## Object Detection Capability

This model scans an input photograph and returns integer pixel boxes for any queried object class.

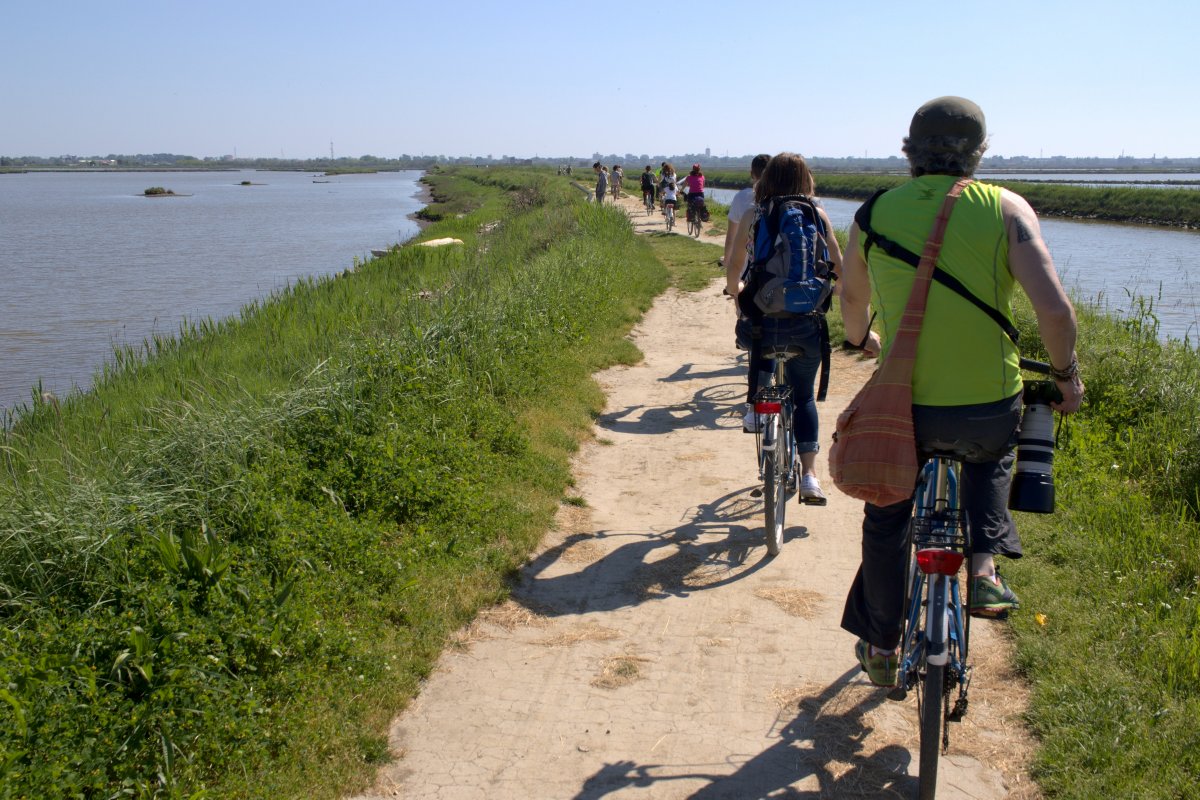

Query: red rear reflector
[916,549,964,576]
[755,401,782,415]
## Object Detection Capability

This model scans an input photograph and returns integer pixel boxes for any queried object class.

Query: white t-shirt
[660,175,679,201]
[728,187,755,225]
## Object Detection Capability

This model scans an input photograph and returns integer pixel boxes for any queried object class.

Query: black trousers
[840,394,1023,650]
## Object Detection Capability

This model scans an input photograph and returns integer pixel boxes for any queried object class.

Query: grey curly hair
[902,135,989,178]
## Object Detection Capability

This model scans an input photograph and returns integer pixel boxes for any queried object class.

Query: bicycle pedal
[948,697,969,721]
[969,608,1011,620]
[886,686,908,702]
[799,496,828,507]
[750,488,763,498]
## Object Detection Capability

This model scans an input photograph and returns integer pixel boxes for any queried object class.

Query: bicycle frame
[752,356,796,555]
[892,455,972,797]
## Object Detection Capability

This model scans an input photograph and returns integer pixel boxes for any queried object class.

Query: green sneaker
[970,571,1020,618]
[855,639,898,688]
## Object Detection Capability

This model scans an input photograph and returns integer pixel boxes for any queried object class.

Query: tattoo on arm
[1014,216,1037,244]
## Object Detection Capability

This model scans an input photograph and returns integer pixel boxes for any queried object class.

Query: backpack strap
[855,188,1020,344]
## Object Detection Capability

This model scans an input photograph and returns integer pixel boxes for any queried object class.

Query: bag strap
[887,179,973,365]
[855,188,1019,344]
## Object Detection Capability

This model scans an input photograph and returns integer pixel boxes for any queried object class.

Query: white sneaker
[742,404,762,434]
[800,475,827,506]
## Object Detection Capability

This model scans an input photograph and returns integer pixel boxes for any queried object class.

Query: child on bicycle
[659,163,680,218]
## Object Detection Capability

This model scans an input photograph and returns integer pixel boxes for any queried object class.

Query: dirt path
[351,192,1038,799]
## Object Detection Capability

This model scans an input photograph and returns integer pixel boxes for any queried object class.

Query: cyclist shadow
[512,487,807,617]
[598,380,748,435]
[572,667,915,799]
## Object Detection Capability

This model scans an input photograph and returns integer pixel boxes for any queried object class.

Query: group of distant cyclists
[592,160,709,224]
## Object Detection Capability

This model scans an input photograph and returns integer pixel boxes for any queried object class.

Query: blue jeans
[735,315,822,454]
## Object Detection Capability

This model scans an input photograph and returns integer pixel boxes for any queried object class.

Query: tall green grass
[1002,294,1200,798]
[0,168,668,798]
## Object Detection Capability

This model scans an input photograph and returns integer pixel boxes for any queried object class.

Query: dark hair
[902,136,988,177]
[750,153,770,180]
[754,152,814,203]
[592,161,601,169]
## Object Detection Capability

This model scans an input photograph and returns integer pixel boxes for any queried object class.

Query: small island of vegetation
[143,186,175,196]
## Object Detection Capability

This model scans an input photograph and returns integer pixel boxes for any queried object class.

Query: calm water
[707,187,1200,343]
[1,170,424,413]
[979,172,1200,189]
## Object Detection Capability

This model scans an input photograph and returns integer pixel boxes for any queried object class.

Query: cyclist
[681,163,708,224]
[640,165,656,210]
[724,152,842,505]
[837,97,1085,686]
[659,163,680,222]
[724,155,772,433]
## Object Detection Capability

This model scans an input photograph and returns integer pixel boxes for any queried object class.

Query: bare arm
[1002,189,1084,412]
[725,212,755,298]
[818,206,843,280]
[838,223,880,354]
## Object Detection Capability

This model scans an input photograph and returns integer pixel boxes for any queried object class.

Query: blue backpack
[744,195,833,317]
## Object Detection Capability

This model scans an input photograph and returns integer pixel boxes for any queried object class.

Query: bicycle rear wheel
[762,416,785,555]
[918,663,945,799]
[666,207,674,231]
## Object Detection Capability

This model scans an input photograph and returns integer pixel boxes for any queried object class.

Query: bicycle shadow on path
[597,379,746,435]
[571,667,914,799]
[512,486,811,617]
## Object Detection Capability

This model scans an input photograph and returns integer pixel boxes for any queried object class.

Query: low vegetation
[143,186,175,196]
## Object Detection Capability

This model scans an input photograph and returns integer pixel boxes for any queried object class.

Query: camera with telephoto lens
[1008,380,1063,514]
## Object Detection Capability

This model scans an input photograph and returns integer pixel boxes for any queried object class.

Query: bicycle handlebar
[1018,357,1052,375]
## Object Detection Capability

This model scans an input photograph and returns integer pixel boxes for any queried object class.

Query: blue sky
[5,0,1196,160]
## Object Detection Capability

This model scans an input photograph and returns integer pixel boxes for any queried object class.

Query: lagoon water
[0,170,424,414]
[707,187,1200,345]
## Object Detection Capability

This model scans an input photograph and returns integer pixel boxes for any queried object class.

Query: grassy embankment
[4,164,1198,798]
[0,167,716,798]
[706,170,1200,229]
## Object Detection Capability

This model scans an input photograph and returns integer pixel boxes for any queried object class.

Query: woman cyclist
[724,152,842,504]
[681,163,708,223]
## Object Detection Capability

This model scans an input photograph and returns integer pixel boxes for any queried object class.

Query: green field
[2,167,1197,798]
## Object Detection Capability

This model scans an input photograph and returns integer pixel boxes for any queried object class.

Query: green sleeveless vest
[862,175,1021,406]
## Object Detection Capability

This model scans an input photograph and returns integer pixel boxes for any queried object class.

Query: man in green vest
[838,96,1085,687]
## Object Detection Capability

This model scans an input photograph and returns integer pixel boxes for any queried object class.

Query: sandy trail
[351,191,1037,799]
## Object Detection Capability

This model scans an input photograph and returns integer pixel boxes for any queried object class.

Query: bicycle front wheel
[762,417,786,555]
[918,663,945,799]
